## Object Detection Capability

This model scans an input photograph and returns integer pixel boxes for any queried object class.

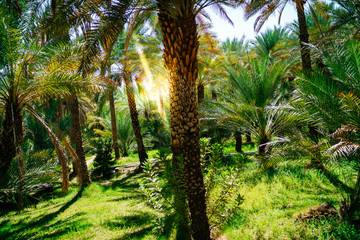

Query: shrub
[92,138,114,179]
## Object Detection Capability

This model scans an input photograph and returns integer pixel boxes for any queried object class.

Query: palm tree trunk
[211,90,217,100]
[123,74,148,166]
[235,134,243,152]
[158,4,211,240]
[198,82,204,103]
[295,0,312,73]
[0,93,24,175]
[30,109,70,195]
[245,132,252,143]
[69,94,91,186]
[295,0,320,155]
[258,137,269,155]
[109,89,120,159]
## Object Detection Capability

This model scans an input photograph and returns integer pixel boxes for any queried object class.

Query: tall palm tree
[30,0,94,186]
[243,0,324,73]
[243,0,327,147]
[76,0,149,167]
[156,1,238,239]
[0,22,93,193]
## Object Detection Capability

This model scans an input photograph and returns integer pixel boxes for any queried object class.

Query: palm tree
[243,0,328,147]
[295,40,360,221]
[328,0,360,38]
[210,57,301,155]
[156,1,239,239]
[219,36,250,67]
[243,0,324,73]
[251,26,291,61]
[196,30,223,102]
[0,20,94,193]
[78,1,150,167]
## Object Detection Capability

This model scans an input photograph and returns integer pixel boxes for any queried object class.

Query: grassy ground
[0,170,160,240]
[1,145,359,239]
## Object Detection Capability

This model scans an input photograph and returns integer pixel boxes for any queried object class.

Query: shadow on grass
[0,186,85,239]
[103,211,155,240]
[110,170,143,189]
[107,194,141,202]
[40,212,92,239]
[321,168,354,195]
[98,169,144,196]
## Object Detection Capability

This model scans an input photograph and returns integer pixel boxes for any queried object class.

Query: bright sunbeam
[134,37,167,119]
[134,38,154,92]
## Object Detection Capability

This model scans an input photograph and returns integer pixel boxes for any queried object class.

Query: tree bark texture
[295,1,322,159]
[158,3,211,240]
[295,0,312,73]
[69,94,91,186]
[0,90,24,175]
[123,74,148,166]
[109,89,120,159]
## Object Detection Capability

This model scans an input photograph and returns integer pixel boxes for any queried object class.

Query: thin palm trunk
[295,0,312,73]
[295,0,320,157]
[69,94,91,186]
[259,137,269,155]
[158,4,210,239]
[235,134,243,152]
[30,109,70,195]
[0,91,24,175]
[198,82,204,103]
[109,89,120,159]
[211,90,217,100]
[123,74,148,166]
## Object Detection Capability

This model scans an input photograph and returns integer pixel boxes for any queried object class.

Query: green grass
[0,171,160,240]
[223,138,257,154]
[114,149,160,166]
[1,145,359,239]
[223,162,359,239]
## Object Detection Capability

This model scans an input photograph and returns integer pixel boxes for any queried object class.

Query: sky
[207,4,298,42]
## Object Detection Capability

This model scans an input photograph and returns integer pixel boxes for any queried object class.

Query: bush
[92,138,114,179]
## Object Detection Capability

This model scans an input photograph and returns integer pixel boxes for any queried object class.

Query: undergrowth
[1,140,359,239]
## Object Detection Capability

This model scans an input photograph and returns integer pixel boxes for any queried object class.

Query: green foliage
[117,110,135,157]
[200,139,245,230]
[305,218,360,240]
[206,56,302,155]
[24,100,72,151]
[0,148,59,211]
[296,40,360,221]
[137,150,190,238]
[143,113,170,148]
[91,137,114,179]
[1,155,358,239]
